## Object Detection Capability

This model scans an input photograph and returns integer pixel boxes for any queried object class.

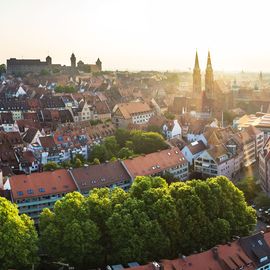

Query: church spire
[193,50,201,94]
[206,50,212,68]
[205,50,214,97]
[195,50,200,69]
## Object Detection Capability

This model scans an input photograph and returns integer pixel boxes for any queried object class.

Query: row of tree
[39,176,256,269]
[43,154,86,171]
[90,129,168,163]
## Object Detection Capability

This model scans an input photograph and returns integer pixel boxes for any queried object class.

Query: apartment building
[123,147,189,181]
[8,169,77,221]
[259,138,270,193]
[112,101,155,128]
[194,145,235,179]
[70,161,132,196]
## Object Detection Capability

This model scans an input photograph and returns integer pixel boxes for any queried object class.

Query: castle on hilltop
[6,53,102,75]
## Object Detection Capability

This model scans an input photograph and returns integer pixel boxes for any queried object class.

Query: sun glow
[1,0,270,71]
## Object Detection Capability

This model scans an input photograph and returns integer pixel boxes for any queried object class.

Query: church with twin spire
[193,50,214,97]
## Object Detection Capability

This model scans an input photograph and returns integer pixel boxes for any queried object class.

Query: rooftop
[9,169,77,200]
[123,147,187,178]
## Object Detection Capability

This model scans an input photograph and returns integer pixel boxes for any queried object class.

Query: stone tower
[46,55,52,65]
[193,50,201,94]
[205,51,214,97]
[96,58,102,71]
[70,53,76,68]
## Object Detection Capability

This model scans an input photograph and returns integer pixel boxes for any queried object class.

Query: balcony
[17,196,61,207]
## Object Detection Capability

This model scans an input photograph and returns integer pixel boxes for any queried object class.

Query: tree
[90,144,109,162]
[0,64,6,75]
[236,177,261,203]
[254,192,270,209]
[74,153,85,164]
[0,197,38,270]
[40,176,256,267]
[40,69,50,76]
[115,128,131,147]
[104,136,120,158]
[74,158,83,168]
[61,160,72,168]
[164,111,175,120]
[93,158,100,165]
[117,147,134,159]
[130,130,168,154]
[125,140,135,151]
[43,161,60,171]
[40,192,103,268]
[146,125,163,134]
[55,85,76,93]
[90,119,102,126]
[162,171,178,184]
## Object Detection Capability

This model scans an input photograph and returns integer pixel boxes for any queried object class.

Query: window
[27,189,34,195]
[39,188,45,193]
[17,191,23,196]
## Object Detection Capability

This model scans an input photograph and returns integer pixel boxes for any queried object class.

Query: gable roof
[39,136,56,148]
[206,144,230,164]
[114,102,152,119]
[186,140,206,155]
[9,169,77,200]
[240,232,270,267]
[23,128,39,144]
[128,235,255,270]
[123,147,187,178]
[70,161,131,192]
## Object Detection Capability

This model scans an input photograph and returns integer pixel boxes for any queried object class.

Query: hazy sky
[1,0,270,71]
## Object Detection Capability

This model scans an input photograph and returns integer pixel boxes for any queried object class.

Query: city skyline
[2,0,270,72]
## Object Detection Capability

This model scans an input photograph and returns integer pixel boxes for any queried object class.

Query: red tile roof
[70,161,131,192]
[39,136,56,148]
[9,169,77,200]
[127,235,257,270]
[123,147,187,178]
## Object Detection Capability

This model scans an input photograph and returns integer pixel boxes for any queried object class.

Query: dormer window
[39,188,45,193]
[27,189,34,195]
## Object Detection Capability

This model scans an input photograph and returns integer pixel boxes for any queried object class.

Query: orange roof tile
[9,169,77,200]
[123,147,187,178]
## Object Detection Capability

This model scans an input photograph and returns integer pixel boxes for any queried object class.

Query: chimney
[212,247,219,260]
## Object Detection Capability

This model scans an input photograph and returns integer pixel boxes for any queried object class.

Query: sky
[1,0,270,72]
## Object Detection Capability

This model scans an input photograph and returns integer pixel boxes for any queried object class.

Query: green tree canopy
[0,64,6,75]
[236,177,261,203]
[117,147,134,159]
[40,192,102,268]
[130,130,168,154]
[43,161,60,171]
[40,176,256,268]
[104,136,120,158]
[254,192,270,209]
[115,128,131,147]
[90,144,109,162]
[55,85,76,93]
[0,197,38,270]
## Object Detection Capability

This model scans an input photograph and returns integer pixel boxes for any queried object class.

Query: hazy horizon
[2,0,270,72]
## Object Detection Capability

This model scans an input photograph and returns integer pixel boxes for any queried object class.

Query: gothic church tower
[205,51,214,96]
[193,50,201,94]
